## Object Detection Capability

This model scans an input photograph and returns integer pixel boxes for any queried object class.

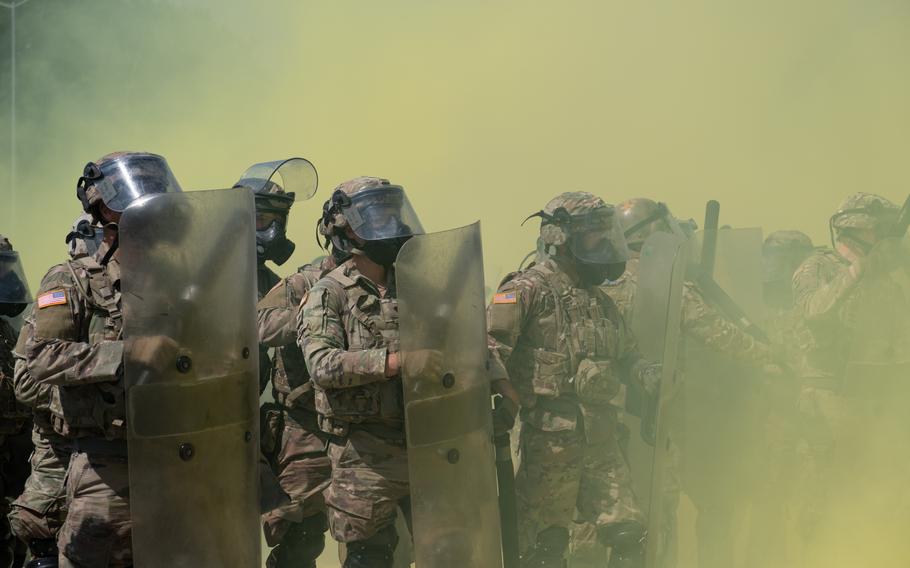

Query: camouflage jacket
[0,318,30,438]
[487,258,652,441]
[603,257,772,369]
[297,260,401,437]
[15,255,125,440]
[258,262,330,414]
[793,247,910,379]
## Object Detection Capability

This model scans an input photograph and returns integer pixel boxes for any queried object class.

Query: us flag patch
[37,290,67,309]
[493,292,517,304]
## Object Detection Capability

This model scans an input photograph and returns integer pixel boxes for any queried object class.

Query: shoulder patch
[37,289,67,309]
[493,292,518,304]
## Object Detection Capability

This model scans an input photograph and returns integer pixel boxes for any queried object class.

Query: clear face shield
[566,207,631,265]
[85,154,183,213]
[340,185,426,242]
[0,251,33,308]
[235,157,318,208]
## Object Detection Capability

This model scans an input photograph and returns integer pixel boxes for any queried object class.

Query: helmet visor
[235,157,318,206]
[94,154,182,212]
[0,251,32,304]
[345,186,425,241]
[567,207,630,264]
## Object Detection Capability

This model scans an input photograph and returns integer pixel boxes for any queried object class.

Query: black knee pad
[599,522,645,567]
[267,514,328,568]
[25,558,59,568]
[344,525,398,568]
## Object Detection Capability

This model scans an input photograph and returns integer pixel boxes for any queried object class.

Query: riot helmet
[320,176,424,267]
[65,213,103,260]
[616,198,685,252]
[829,192,899,252]
[76,152,182,223]
[526,192,630,285]
[234,157,318,266]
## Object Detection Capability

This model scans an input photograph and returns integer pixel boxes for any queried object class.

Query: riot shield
[680,226,764,568]
[119,189,260,567]
[396,222,504,567]
[0,250,32,305]
[627,232,688,568]
[234,157,318,199]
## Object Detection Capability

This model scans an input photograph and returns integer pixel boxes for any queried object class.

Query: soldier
[258,237,347,568]
[9,215,100,568]
[487,192,658,568]
[15,152,182,566]
[297,176,433,568]
[575,198,775,568]
[792,193,910,551]
[0,236,33,567]
[743,230,813,568]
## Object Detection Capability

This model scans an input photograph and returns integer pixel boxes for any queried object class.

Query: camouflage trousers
[58,450,131,568]
[516,422,644,557]
[8,427,71,547]
[261,410,332,546]
[325,427,410,544]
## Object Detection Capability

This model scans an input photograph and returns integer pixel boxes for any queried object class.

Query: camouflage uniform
[18,252,130,567]
[298,259,406,545]
[489,192,653,567]
[9,216,96,562]
[259,261,334,567]
[792,193,910,551]
[298,176,427,568]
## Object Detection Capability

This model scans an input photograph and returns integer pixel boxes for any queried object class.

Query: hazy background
[2,0,909,289]
[2,1,910,567]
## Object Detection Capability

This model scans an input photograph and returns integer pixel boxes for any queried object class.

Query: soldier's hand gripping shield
[396,222,504,567]
[119,189,260,567]
[630,232,688,568]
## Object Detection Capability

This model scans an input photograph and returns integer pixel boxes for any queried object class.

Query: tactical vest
[507,262,628,433]
[50,257,126,440]
[313,267,402,437]
[270,265,324,414]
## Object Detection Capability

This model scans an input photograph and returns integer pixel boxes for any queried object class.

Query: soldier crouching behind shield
[297,177,434,568]
[487,192,659,568]
[15,152,182,567]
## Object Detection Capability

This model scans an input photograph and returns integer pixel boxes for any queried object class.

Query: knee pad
[599,522,645,567]
[26,558,58,568]
[267,514,328,568]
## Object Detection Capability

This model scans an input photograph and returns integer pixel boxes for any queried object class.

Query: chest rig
[52,257,126,440]
[271,266,324,413]
[515,262,624,402]
[314,266,402,437]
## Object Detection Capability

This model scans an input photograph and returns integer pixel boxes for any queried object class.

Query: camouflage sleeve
[793,254,857,324]
[486,275,540,375]
[604,292,657,389]
[297,280,388,389]
[681,283,771,367]
[21,264,122,386]
[257,278,296,347]
[10,314,49,409]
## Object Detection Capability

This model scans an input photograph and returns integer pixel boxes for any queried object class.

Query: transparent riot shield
[0,251,32,305]
[680,227,764,568]
[628,232,688,568]
[235,157,318,199]
[119,189,260,567]
[396,222,504,567]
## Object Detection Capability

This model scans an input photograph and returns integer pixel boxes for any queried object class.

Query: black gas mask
[256,216,295,266]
